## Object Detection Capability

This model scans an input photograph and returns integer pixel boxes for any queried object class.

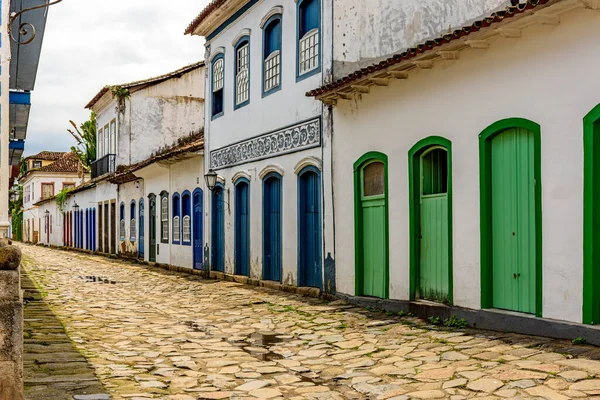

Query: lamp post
[204,169,218,192]
[204,169,229,212]
[73,202,79,213]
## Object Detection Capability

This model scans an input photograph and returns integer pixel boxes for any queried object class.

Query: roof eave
[309,0,590,103]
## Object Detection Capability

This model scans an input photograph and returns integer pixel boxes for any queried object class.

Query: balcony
[91,154,116,179]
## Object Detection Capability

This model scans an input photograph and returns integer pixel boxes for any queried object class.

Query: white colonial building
[186,0,335,291]
[308,0,600,327]
[37,62,207,270]
[20,151,88,244]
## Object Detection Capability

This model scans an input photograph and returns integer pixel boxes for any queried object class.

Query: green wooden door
[419,147,449,302]
[360,161,387,298]
[491,128,536,314]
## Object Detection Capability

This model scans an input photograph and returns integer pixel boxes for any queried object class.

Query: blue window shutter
[300,0,319,37]
[265,18,282,57]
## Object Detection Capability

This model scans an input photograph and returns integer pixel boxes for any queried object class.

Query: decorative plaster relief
[210,117,321,170]
[294,156,322,174]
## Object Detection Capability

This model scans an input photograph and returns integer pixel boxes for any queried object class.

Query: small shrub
[572,337,587,345]
[428,316,442,325]
[443,315,468,329]
[398,311,406,317]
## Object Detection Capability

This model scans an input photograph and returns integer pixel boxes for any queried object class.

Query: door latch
[513,273,521,279]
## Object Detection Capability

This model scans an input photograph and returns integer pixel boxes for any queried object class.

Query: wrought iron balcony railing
[91,154,116,179]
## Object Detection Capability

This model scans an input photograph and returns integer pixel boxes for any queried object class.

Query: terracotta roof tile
[85,61,205,109]
[26,151,66,161]
[184,0,229,35]
[307,0,552,98]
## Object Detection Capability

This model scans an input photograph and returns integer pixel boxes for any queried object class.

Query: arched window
[172,193,181,244]
[263,15,282,94]
[119,202,125,241]
[130,201,136,241]
[182,191,191,245]
[160,191,169,243]
[212,55,225,118]
[234,37,250,108]
[298,0,320,77]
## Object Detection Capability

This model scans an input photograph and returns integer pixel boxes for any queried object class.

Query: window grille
[120,219,125,240]
[213,59,224,92]
[183,216,191,242]
[161,197,168,242]
[264,50,281,92]
[130,219,136,241]
[236,44,249,105]
[173,216,180,242]
[299,28,319,75]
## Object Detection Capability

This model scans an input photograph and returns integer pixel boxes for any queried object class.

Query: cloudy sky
[24,0,210,156]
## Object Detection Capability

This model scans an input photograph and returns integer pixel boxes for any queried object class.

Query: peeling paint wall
[333,0,509,78]
[119,68,205,167]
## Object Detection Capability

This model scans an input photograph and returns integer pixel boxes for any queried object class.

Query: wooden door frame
[353,151,389,299]
[297,165,322,289]
[212,183,225,272]
[139,198,145,259]
[583,104,600,324]
[192,188,204,270]
[408,136,453,304]
[479,118,542,317]
[234,178,250,276]
[262,173,282,282]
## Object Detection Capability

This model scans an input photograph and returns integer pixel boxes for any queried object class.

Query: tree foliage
[68,112,97,171]
[9,185,23,241]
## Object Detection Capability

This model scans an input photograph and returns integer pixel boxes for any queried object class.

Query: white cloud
[24,0,209,156]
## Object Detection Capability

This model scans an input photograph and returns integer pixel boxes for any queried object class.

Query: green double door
[360,161,387,298]
[418,148,450,302]
[491,128,536,314]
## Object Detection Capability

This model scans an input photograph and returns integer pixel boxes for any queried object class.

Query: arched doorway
[480,118,542,316]
[354,152,389,299]
[298,166,322,288]
[409,137,452,304]
[263,173,282,282]
[211,183,225,272]
[234,179,250,276]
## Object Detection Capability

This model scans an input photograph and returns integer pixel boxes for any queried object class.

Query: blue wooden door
[139,199,145,259]
[235,180,250,276]
[263,174,282,282]
[149,195,156,262]
[212,186,225,272]
[298,168,322,288]
[193,189,203,270]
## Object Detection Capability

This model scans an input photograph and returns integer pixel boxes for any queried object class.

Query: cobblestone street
[19,244,600,400]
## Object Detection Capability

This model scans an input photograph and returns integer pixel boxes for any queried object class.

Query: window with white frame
[161,194,169,243]
[235,41,249,106]
[130,201,136,241]
[110,120,116,154]
[182,193,191,244]
[212,57,224,117]
[119,202,125,240]
[98,129,103,157]
[104,124,109,155]
[263,16,282,93]
[298,0,320,76]
[183,216,191,242]
[172,194,180,244]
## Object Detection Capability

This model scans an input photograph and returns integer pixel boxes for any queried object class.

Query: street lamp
[73,202,79,213]
[44,210,49,216]
[204,169,218,192]
[204,170,229,213]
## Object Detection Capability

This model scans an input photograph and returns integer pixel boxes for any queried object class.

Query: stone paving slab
[18,243,600,399]
[22,266,109,400]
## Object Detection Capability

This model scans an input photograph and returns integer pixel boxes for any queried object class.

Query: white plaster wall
[135,156,204,267]
[333,0,508,77]
[332,8,600,323]
[206,0,324,150]
[207,148,321,284]
[117,180,144,257]
[169,155,205,269]
[137,164,171,264]
[21,173,86,209]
